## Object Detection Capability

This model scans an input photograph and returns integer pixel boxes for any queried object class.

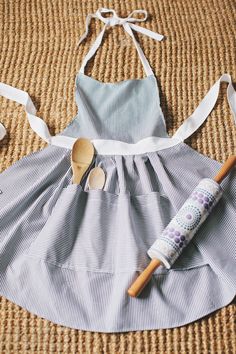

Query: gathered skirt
[0,140,235,332]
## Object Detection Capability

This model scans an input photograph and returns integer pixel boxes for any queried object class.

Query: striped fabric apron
[0,8,235,332]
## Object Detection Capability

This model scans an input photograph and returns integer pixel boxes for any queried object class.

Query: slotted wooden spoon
[88,167,106,190]
[71,138,94,184]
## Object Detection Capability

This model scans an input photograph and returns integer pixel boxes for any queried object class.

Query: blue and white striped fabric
[0,120,235,332]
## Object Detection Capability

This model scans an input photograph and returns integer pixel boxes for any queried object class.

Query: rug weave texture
[0,0,235,353]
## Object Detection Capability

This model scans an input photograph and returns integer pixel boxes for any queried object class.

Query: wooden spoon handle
[71,163,90,185]
[127,259,162,297]
[214,155,236,184]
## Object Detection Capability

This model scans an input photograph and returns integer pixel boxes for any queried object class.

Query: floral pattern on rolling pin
[147,178,223,269]
[176,205,202,230]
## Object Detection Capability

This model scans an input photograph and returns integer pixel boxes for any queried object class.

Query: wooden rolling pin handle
[127,259,162,297]
[214,155,236,184]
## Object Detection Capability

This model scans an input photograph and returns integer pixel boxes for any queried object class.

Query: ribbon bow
[77,8,164,76]
[78,8,164,46]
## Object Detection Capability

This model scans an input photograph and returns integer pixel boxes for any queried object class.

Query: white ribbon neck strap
[78,8,164,77]
[173,74,236,141]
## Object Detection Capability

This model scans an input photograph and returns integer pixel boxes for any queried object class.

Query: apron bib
[0,8,235,332]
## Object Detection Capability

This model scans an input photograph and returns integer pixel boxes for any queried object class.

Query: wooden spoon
[88,167,106,190]
[71,138,94,184]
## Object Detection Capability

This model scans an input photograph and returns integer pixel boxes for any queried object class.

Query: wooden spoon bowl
[88,167,106,190]
[71,138,94,184]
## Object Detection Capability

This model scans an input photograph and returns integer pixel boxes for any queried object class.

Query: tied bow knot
[78,8,164,46]
[95,9,148,26]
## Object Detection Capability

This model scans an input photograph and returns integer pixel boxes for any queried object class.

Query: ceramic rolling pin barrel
[128,155,236,297]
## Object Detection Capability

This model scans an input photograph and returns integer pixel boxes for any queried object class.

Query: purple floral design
[163,227,187,248]
[176,205,202,231]
[190,187,215,210]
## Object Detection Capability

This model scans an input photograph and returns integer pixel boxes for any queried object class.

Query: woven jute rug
[0,0,235,353]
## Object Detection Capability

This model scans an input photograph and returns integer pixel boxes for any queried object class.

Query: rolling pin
[128,155,236,297]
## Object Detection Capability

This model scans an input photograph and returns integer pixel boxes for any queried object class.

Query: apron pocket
[25,184,207,274]
[112,192,206,273]
[25,184,116,272]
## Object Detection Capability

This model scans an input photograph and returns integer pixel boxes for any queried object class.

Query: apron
[0,8,235,333]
